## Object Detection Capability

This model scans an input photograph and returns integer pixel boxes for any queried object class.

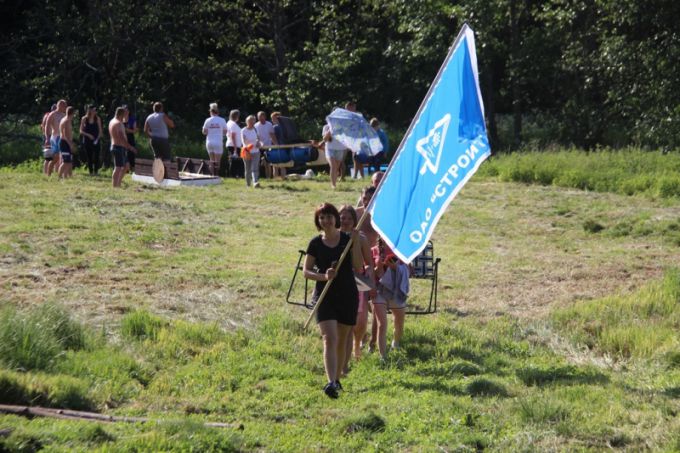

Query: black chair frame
[286,250,315,310]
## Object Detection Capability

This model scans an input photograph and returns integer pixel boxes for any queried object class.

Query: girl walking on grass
[304,203,363,398]
[338,205,375,372]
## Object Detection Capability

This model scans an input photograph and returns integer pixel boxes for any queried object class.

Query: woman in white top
[241,115,261,187]
[322,122,347,189]
[202,103,228,171]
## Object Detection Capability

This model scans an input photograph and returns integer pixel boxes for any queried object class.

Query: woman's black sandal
[323,382,338,399]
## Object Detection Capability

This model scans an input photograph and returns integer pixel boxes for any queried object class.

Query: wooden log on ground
[0,404,243,430]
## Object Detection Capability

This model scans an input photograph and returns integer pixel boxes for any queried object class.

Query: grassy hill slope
[1,160,679,451]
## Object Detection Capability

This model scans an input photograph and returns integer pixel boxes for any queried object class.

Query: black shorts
[127,150,136,168]
[315,287,359,326]
[126,133,136,147]
[111,145,127,167]
[59,141,72,163]
[150,137,171,160]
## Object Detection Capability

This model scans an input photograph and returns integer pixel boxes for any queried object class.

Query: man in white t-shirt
[255,111,281,178]
[226,109,243,178]
[202,103,228,175]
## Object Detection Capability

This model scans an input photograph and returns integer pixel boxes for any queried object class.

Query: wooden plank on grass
[0,404,243,430]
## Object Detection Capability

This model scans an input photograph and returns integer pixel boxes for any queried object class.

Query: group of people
[40,99,166,187]
[201,100,389,190]
[40,99,389,190]
[41,100,77,179]
[304,172,409,399]
[201,106,285,188]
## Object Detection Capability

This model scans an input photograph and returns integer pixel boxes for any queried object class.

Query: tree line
[2,0,679,151]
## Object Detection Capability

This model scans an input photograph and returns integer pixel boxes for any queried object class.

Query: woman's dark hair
[314,202,341,230]
[362,186,376,197]
[339,204,358,228]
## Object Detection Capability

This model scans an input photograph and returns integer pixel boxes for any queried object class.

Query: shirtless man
[41,104,56,175]
[58,107,76,178]
[109,107,136,188]
[45,99,67,175]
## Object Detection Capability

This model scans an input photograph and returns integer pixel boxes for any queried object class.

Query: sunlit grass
[479,149,680,197]
[1,152,680,450]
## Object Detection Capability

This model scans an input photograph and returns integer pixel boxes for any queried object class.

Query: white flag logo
[417,114,451,175]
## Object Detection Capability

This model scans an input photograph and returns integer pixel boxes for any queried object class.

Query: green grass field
[1,153,679,451]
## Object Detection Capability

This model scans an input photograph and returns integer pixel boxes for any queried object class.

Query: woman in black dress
[79,105,102,175]
[304,203,363,398]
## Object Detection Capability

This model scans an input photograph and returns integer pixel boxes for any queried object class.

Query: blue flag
[326,108,383,156]
[369,24,491,263]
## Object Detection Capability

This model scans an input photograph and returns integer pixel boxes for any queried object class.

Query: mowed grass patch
[2,158,680,327]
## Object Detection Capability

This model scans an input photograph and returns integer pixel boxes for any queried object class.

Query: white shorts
[206,141,224,154]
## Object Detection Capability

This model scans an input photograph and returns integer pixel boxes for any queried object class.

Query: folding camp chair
[404,241,441,315]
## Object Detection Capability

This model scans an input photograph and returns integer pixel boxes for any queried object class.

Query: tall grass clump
[120,310,167,341]
[0,303,87,371]
[552,269,680,359]
[479,149,680,197]
[0,369,93,410]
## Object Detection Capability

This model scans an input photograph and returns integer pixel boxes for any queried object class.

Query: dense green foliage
[3,0,680,152]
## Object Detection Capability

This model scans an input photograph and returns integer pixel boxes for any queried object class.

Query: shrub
[583,219,605,233]
[656,175,680,198]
